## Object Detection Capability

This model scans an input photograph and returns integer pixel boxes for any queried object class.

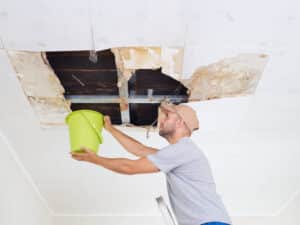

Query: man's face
[158,108,180,138]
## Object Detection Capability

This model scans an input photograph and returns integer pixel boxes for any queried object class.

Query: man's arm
[104,116,157,157]
[71,148,160,175]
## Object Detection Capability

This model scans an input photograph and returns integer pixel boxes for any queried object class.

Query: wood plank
[56,70,119,95]
[46,49,113,57]
[46,50,116,69]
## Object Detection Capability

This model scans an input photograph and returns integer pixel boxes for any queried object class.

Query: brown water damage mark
[112,48,268,102]
[111,47,184,84]
[111,48,135,84]
[7,51,71,127]
[7,49,268,127]
[28,96,71,125]
[183,53,268,101]
[120,97,129,111]
[112,48,268,101]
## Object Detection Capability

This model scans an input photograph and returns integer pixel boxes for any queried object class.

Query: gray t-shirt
[147,137,231,225]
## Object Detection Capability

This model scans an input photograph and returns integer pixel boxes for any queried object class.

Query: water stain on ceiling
[6,48,268,128]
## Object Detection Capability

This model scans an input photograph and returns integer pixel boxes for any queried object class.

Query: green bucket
[65,110,104,153]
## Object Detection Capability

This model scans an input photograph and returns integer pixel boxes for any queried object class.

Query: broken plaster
[7,48,268,128]
[112,48,268,102]
[7,50,71,127]
[184,53,269,101]
[111,47,184,83]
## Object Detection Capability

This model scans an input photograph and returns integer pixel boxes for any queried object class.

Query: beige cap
[159,102,199,132]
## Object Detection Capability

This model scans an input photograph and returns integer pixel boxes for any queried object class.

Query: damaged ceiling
[1,0,300,223]
[7,51,70,126]
[46,49,188,126]
[7,48,268,127]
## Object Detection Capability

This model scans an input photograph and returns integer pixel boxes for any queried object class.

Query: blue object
[202,222,231,225]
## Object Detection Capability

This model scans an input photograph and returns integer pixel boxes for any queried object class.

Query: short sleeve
[147,141,193,173]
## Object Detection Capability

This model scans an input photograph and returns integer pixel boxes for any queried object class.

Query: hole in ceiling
[46,49,188,126]
[7,49,268,127]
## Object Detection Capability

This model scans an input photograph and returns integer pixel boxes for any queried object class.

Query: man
[71,102,231,225]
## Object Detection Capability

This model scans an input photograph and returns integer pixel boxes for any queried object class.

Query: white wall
[52,193,300,225]
[232,192,300,225]
[53,215,164,225]
[0,131,53,225]
[52,192,300,225]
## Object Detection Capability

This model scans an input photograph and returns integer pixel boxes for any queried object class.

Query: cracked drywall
[7,51,71,127]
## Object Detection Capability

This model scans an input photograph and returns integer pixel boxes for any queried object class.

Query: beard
[159,126,175,138]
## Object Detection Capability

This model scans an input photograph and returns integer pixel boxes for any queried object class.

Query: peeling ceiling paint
[7,49,267,127]
[185,54,269,101]
[111,47,184,82]
[7,51,71,127]
[112,48,268,101]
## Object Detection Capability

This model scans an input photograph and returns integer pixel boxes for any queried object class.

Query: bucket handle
[79,112,103,144]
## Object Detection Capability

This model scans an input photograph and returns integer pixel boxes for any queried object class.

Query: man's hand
[71,147,99,163]
[104,115,114,132]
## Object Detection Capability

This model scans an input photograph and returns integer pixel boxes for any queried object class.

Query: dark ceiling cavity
[46,49,188,126]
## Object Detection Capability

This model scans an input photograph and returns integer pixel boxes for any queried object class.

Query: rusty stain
[120,97,129,111]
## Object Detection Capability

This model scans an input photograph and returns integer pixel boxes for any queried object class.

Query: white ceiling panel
[91,0,185,50]
[0,0,91,51]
